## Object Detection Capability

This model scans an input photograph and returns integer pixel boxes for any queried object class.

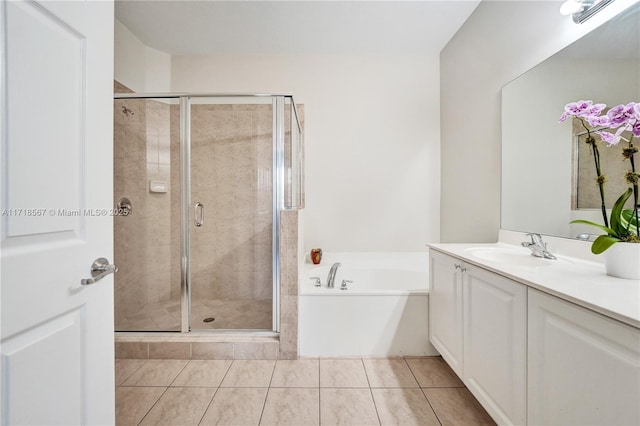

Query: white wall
[171,54,441,252]
[440,0,638,243]
[114,19,171,92]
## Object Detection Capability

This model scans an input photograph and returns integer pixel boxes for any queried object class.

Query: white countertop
[428,232,640,330]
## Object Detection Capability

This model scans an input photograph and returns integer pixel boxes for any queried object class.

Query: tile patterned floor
[116,298,273,331]
[115,356,495,425]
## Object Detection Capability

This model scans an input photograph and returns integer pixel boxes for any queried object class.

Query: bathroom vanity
[428,232,640,426]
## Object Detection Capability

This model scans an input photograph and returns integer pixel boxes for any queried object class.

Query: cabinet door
[429,250,464,376]
[528,289,640,426]
[463,265,527,425]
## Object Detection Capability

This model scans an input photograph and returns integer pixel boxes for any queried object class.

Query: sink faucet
[327,262,342,288]
[576,233,596,242]
[521,233,557,260]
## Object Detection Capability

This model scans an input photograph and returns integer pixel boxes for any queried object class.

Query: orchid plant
[559,100,639,254]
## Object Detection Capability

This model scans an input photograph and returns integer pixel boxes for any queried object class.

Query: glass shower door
[188,98,275,330]
[113,97,182,331]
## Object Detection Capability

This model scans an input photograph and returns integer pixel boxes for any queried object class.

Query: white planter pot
[605,243,640,280]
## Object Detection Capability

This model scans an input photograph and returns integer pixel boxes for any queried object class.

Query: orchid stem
[581,119,609,228]
[628,137,639,237]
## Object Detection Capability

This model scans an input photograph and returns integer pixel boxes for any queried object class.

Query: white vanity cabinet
[463,265,527,426]
[429,250,527,425]
[429,239,640,426]
[528,289,640,426]
[429,250,464,376]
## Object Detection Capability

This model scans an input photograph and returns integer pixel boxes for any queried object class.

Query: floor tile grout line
[119,384,192,388]
[318,358,322,426]
[403,356,423,387]
[167,359,191,387]
[361,358,383,426]
[120,358,186,387]
[257,387,270,425]
[115,358,149,387]
[135,385,171,426]
[361,358,372,388]
[420,387,444,426]
[318,383,322,426]
[196,386,220,426]
[420,385,467,388]
[321,386,379,389]
[215,359,235,388]
[404,356,444,426]
[402,357,442,425]
[257,359,277,426]
[267,359,277,388]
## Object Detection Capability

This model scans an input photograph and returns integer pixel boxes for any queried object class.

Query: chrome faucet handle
[522,233,557,260]
[340,280,352,290]
[309,277,321,287]
[525,233,546,248]
[522,232,547,250]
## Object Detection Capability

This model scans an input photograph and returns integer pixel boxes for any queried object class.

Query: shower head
[121,106,135,116]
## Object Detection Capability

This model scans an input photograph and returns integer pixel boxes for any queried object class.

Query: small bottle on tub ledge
[310,248,322,265]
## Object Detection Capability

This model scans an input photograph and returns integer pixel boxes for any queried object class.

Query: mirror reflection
[574,121,635,211]
[501,4,640,239]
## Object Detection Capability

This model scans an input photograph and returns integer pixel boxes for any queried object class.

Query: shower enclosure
[113,93,303,333]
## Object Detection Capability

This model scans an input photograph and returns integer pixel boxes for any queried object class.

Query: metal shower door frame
[113,92,292,334]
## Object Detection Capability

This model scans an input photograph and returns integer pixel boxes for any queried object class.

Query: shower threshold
[114,331,281,360]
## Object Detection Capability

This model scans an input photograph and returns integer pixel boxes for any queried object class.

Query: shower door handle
[194,202,204,227]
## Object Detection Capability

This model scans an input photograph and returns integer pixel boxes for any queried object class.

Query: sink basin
[464,246,556,267]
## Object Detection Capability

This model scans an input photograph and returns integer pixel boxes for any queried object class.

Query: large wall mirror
[501,3,640,239]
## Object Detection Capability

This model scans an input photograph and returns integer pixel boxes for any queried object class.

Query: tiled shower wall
[114,83,177,326]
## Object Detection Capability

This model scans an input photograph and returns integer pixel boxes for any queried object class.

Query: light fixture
[560,0,616,23]
[560,0,584,15]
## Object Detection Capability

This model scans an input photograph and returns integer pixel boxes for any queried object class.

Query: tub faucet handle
[340,280,352,290]
[310,277,321,287]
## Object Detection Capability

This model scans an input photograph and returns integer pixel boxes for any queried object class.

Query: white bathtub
[299,252,439,357]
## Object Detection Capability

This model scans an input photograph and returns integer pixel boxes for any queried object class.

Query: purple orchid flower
[597,126,627,146]
[607,102,636,128]
[559,100,606,123]
[586,114,610,127]
[584,103,607,117]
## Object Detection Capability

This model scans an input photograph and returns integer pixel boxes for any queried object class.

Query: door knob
[81,257,118,285]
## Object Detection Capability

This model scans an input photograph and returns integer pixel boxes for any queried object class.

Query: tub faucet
[521,233,557,260]
[327,262,342,288]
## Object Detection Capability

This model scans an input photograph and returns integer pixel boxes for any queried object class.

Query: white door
[1,1,114,424]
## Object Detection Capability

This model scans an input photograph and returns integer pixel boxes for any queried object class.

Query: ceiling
[114,0,482,55]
